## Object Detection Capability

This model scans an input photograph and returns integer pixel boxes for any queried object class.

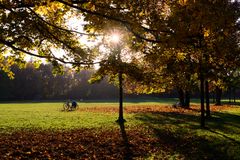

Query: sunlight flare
[110,32,121,44]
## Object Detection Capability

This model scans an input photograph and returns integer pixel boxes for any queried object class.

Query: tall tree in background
[0,62,119,100]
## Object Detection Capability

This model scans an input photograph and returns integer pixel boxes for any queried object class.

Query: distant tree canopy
[0,62,118,100]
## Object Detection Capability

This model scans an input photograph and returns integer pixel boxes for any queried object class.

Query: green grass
[0,101,150,132]
[0,102,116,132]
[0,99,179,132]
[0,100,239,132]
[0,100,240,159]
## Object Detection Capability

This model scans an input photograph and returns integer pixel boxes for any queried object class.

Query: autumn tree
[159,0,240,126]
[0,0,96,78]
[88,29,144,123]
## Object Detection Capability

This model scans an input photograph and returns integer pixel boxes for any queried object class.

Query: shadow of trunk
[207,129,240,145]
[118,122,133,159]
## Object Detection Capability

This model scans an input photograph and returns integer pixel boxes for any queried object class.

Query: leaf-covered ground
[0,128,162,159]
[1,125,239,159]
[78,104,234,114]
[0,104,240,159]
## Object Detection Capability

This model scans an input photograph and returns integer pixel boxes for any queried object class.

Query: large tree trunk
[233,88,236,103]
[184,90,190,108]
[228,87,232,103]
[177,88,185,107]
[184,73,191,108]
[205,80,210,118]
[212,93,216,103]
[215,86,222,106]
[200,72,205,128]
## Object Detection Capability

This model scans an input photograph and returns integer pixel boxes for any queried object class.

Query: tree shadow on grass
[134,111,240,160]
[135,111,201,129]
[207,129,240,144]
[118,122,133,160]
[222,101,240,106]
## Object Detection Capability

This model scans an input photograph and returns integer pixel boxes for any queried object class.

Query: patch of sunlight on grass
[0,102,143,133]
[0,103,111,132]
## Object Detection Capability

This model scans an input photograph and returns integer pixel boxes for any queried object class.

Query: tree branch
[0,39,98,66]
[27,7,101,37]
[56,0,171,43]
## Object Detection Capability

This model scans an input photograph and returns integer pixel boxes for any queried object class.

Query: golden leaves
[179,0,188,6]
[83,2,96,11]
[35,2,64,15]
[204,28,210,38]
[0,56,16,79]
[0,128,158,159]
[176,52,186,61]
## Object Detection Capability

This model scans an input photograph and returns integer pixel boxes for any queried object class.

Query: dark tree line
[0,62,118,101]
[1,62,240,103]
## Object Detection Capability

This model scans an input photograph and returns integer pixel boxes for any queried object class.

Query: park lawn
[0,100,177,132]
[0,101,239,159]
[0,102,121,131]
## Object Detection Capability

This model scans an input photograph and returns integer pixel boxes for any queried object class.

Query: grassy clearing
[0,101,240,159]
[0,99,180,132]
[0,102,118,132]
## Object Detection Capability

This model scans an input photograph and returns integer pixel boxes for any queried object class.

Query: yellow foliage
[0,54,4,62]
[7,71,14,79]
[90,4,96,11]
[179,0,187,5]
[204,28,210,38]
[35,2,64,15]
[177,52,186,61]
[139,11,145,17]
[7,57,15,66]
[35,6,47,15]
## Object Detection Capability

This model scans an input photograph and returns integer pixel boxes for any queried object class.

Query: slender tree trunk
[184,91,190,108]
[212,93,216,103]
[117,71,125,123]
[228,87,232,104]
[116,45,125,123]
[184,73,191,108]
[233,88,236,103]
[215,86,222,106]
[200,71,205,128]
[205,80,210,118]
[177,88,185,107]
[198,35,206,128]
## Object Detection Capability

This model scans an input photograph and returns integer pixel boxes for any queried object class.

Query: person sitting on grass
[71,100,77,109]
